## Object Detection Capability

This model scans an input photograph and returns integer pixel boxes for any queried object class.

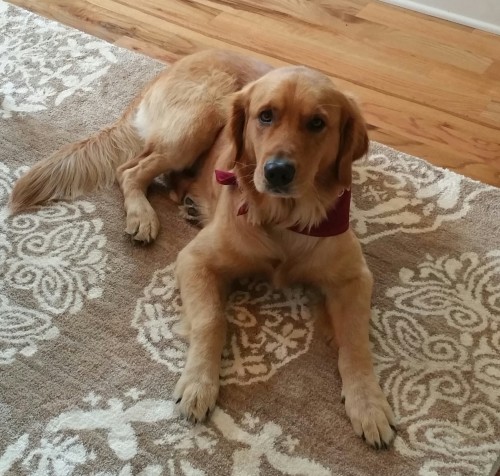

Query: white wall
[379,0,500,35]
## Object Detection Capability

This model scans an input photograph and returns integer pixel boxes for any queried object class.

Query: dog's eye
[259,109,273,125]
[308,116,326,132]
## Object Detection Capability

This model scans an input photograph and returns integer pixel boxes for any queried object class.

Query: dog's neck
[214,169,351,237]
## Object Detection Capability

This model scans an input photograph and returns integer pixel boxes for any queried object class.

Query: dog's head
[230,66,368,228]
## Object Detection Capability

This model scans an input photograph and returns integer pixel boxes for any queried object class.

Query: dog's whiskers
[238,171,255,181]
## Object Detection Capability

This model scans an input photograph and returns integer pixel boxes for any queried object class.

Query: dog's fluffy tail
[9,116,143,213]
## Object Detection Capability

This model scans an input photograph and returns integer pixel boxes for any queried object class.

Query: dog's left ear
[334,95,369,187]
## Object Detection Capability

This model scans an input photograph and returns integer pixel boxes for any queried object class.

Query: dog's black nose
[264,158,295,189]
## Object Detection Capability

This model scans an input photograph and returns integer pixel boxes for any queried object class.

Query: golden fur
[10,49,395,448]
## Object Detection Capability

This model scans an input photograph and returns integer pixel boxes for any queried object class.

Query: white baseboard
[379,0,500,35]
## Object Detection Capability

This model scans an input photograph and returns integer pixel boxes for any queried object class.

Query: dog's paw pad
[179,195,202,224]
[183,196,196,207]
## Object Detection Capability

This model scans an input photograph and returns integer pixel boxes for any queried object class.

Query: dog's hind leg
[117,148,167,243]
[114,52,252,243]
[116,105,224,243]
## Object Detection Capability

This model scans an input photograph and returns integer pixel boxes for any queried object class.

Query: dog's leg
[117,149,167,243]
[173,226,264,421]
[116,121,222,243]
[323,271,396,449]
[173,232,229,421]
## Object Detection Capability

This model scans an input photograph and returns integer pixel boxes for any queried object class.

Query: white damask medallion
[0,390,331,475]
[371,251,500,476]
[133,263,315,385]
[0,162,108,364]
[0,294,59,364]
[0,2,117,118]
[352,152,485,243]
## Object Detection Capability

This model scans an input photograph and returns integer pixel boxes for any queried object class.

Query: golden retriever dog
[10,50,396,448]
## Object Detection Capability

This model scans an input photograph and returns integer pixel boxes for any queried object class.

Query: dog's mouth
[263,185,297,198]
[253,176,298,198]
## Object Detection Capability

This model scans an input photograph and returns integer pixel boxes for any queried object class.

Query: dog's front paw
[125,202,160,243]
[174,373,219,423]
[342,380,396,449]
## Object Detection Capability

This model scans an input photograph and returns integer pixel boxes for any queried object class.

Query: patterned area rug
[1,3,500,475]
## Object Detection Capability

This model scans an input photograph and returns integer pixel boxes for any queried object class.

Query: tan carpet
[1,2,500,475]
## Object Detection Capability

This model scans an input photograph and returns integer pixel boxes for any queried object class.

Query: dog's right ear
[229,88,250,161]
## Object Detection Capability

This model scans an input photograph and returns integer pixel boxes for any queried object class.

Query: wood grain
[8,0,500,186]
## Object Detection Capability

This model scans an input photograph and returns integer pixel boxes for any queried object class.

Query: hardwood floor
[9,0,500,186]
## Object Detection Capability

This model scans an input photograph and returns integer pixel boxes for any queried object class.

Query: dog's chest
[264,229,320,287]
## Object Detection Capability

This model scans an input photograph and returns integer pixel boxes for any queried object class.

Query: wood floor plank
[203,0,493,75]
[7,0,500,186]
[357,2,500,61]
[109,0,498,128]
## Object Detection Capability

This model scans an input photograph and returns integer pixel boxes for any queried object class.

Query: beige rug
[1,3,500,475]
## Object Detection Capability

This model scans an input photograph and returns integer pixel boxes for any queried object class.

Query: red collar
[215,170,350,237]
